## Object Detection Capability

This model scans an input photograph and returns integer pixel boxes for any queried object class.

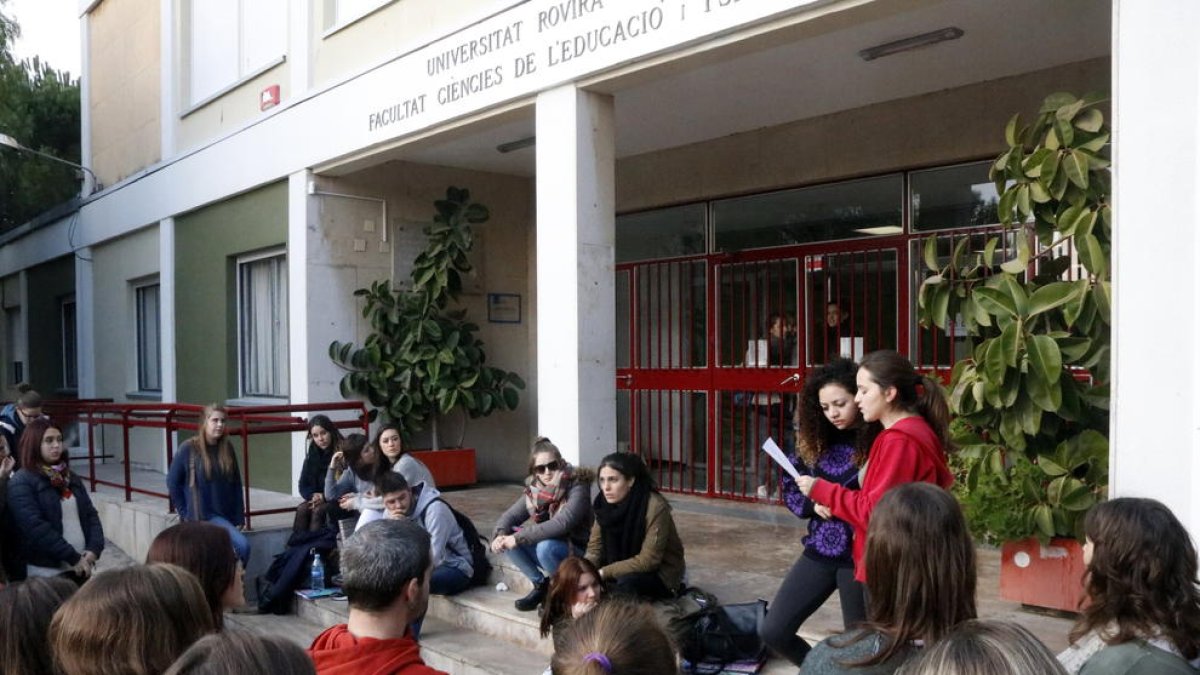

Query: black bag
[417,497,493,587]
[677,599,768,667]
[256,527,338,614]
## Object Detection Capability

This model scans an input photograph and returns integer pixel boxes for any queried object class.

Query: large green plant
[329,187,524,446]
[919,93,1111,544]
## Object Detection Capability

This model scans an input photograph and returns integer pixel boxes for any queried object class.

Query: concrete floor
[85,461,1076,654]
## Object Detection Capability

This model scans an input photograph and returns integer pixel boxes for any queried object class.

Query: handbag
[676,598,767,667]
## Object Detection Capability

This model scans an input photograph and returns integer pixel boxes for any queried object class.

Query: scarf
[524,463,573,523]
[592,481,651,567]
[41,462,73,500]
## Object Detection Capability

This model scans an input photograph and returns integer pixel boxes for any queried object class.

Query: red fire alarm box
[260,84,280,111]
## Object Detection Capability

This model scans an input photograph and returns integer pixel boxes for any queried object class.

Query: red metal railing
[42,400,368,529]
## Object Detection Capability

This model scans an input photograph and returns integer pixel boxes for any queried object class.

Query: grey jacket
[1080,642,1199,675]
[493,468,594,549]
[410,482,473,578]
[803,630,917,675]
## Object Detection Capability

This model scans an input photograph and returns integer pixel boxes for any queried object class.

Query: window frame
[186,0,288,108]
[235,248,290,400]
[133,280,163,394]
[322,0,396,37]
[60,297,77,392]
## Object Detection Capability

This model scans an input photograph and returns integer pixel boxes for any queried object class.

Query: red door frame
[616,235,910,500]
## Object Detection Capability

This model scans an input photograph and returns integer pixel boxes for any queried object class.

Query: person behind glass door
[166,404,250,565]
[821,302,851,363]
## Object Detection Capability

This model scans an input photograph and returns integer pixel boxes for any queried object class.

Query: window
[189,0,287,105]
[135,283,162,392]
[237,251,289,398]
[4,307,21,385]
[61,298,77,390]
[616,204,707,263]
[324,0,392,31]
[910,161,1002,231]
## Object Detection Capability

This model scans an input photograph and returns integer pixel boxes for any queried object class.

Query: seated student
[146,521,244,630]
[50,563,216,675]
[166,632,316,675]
[379,472,473,596]
[1057,498,1200,675]
[897,620,1067,675]
[0,576,78,674]
[0,433,14,584]
[308,519,446,675]
[549,598,678,675]
[324,434,376,529]
[492,436,594,611]
[539,556,605,652]
[374,424,436,490]
[294,415,345,533]
[585,452,685,600]
[802,483,977,674]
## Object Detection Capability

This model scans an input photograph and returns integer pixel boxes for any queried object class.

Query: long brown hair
[146,522,239,630]
[50,564,216,675]
[858,350,954,453]
[527,436,564,477]
[17,418,67,469]
[0,576,78,675]
[540,556,603,638]
[163,632,315,675]
[841,482,976,666]
[190,404,238,479]
[1069,498,1200,659]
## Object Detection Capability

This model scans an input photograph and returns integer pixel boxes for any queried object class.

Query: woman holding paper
[796,350,954,584]
[761,358,878,667]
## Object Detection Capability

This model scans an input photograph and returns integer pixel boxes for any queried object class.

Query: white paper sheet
[761,437,802,483]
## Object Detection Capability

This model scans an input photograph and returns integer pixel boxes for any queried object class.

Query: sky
[5,0,81,77]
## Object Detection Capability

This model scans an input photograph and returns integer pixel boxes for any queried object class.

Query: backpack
[417,497,492,587]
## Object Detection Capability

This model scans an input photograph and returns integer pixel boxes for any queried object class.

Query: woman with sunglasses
[491,437,594,612]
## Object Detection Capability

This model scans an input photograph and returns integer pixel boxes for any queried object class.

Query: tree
[0,1,82,231]
[918,92,1111,544]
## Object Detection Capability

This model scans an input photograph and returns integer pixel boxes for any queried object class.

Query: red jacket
[309,624,445,675]
[809,416,953,582]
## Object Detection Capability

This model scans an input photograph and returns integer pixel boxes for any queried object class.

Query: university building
[0,0,1195,533]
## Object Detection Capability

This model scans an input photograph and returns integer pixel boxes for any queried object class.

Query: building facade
[0,0,1196,531]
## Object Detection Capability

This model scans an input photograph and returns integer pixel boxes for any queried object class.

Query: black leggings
[610,571,675,601]
[759,555,866,666]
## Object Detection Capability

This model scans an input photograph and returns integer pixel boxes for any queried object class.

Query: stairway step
[429,586,552,655]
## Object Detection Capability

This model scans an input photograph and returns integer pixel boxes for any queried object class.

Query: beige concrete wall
[176,63,290,153]
[91,226,165,469]
[617,58,1110,212]
[313,0,513,87]
[311,163,534,482]
[88,0,161,187]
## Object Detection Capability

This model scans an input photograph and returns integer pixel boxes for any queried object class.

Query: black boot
[515,579,548,612]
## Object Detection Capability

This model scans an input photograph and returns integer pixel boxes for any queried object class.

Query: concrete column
[159,0,177,157]
[287,170,310,495]
[159,218,177,405]
[74,249,95,400]
[1111,0,1200,536]
[78,11,96,195]
[288,0,311,98]
[535,85,616,469]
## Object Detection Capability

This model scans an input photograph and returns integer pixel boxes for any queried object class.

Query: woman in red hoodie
[797,350,954,583]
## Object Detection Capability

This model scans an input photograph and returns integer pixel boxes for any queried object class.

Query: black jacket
[7,468,104,568]
[298,445,334,501]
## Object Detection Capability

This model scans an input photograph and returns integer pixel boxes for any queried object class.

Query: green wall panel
[175,182,290,492]
[26,256,75,396]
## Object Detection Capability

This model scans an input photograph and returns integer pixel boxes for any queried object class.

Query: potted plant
[918,92,1111,611]
[329,186,525,485]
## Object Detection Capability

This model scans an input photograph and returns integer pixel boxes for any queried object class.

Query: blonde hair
[191,403,238,479]
[896,620,1066,675]
[550,599,676,675]
[50,564,216,675]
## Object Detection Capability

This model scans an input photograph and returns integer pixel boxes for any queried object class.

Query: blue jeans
[208,515,250,565]
[430,563,471,596]
[506,538,570,585]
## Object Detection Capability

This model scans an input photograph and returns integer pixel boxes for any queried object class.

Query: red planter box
[999,537,1087,612]
[411,448,477,487]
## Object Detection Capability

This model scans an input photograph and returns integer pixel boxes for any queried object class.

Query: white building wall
[1111,0,1200,534]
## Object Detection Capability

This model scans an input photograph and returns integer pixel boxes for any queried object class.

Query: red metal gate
[616,238,908,501]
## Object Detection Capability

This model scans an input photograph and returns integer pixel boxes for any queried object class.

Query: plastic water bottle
[310,551,325,592]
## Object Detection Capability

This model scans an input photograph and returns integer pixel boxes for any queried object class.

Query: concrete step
[430,586,552,656]
[292,594,548,674]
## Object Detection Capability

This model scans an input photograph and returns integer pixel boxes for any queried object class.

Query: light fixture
[854,225,903,236]
[0,132,100,193]
[858,27,964,62]
[496,136,535,154]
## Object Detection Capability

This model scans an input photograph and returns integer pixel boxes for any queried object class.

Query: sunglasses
[534,460,561,474]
